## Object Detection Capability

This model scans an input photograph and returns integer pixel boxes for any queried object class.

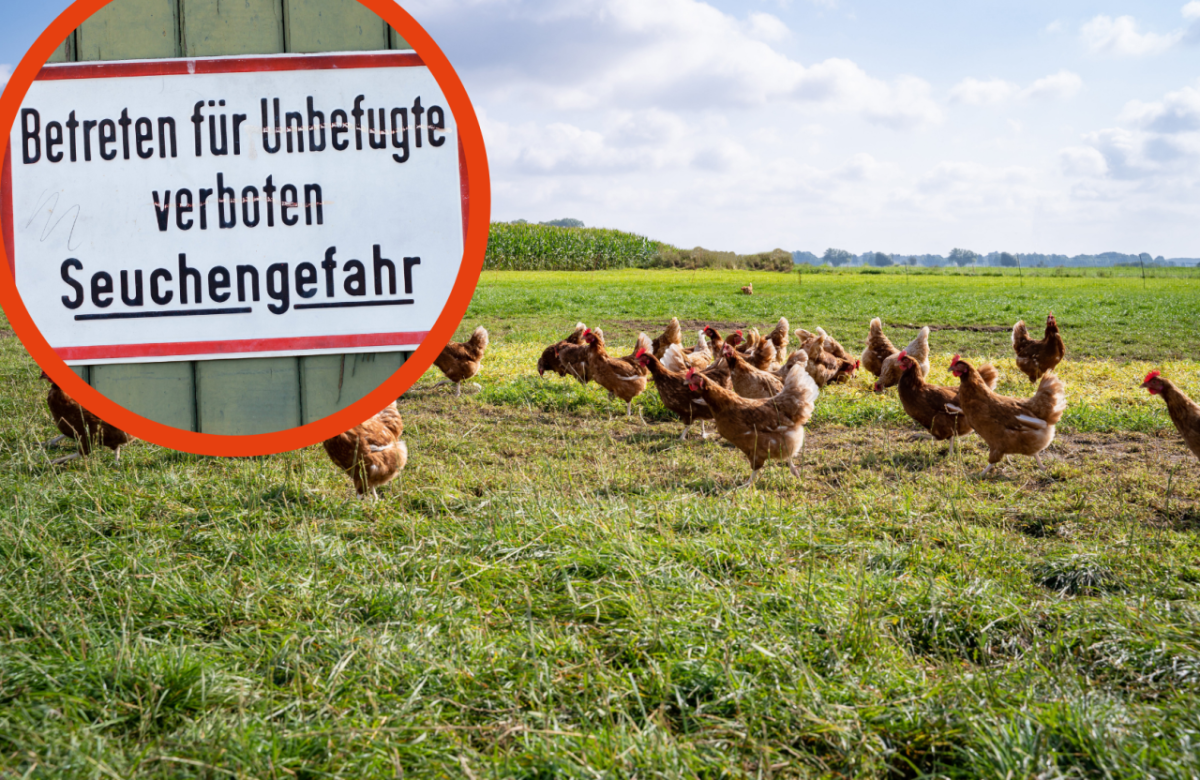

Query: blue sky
[4,1,1200,255]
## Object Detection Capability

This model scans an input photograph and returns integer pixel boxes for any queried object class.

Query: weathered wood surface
[181,0,285,57]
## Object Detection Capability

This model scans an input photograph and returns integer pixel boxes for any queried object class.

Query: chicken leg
[40,434,67,448]
[738,468,762,490]
[50,452,82,466]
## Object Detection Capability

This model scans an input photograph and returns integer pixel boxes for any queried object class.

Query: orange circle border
[0,0,490,457]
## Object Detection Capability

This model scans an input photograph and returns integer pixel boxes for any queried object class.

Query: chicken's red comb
[635,346,647,358]
[950,354,961,367]
[736,329,743,336]
[897,350,908,360]
[1144,370,1161,384]
[685,367,697,379]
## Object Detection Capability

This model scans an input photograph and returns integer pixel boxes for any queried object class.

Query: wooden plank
[180,0,285,57]
[196,358,302,435]
[389,26,411,51]
[71,365,89,383]
[47,33,76,63]
[284,0,389,53]
[75,0,181,61]
[90,363,197,431]
[299,352,405,425]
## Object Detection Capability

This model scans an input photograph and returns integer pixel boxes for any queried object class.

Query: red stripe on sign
[1,146,11,276]
[54,331,429,361]
[36,51,425,81]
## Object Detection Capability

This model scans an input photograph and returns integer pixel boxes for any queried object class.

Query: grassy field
[1,269,1199,778]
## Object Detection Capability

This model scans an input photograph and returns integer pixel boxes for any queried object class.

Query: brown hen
[40,371,135,465]
[1012,314,1065,382]
[323,402,408,499]
[686,363,820,488]
[1142,371,1200,461]
[948,355,1066,475]
[894,350,998,452]
[433,326,489,395]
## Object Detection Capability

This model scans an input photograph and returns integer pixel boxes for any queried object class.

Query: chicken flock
[34,312,1200,495]
[537,312,1197,484]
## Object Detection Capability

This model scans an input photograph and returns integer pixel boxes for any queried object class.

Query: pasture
[1,268,1199,778]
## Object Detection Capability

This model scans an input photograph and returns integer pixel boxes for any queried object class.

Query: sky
[3,0,1200,256]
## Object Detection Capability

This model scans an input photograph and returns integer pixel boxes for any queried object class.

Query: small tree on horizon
[872,251,893,267]
[949,247,979,267]
[823,248,854,267]
[999,252,1019,267]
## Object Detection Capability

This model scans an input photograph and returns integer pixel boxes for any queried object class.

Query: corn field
[484,222,669,270]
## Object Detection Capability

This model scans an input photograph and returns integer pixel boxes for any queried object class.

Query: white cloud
[0,65,11,90]
[949,70,1082,104]
[1044,20,1063,33]
[1183,1,1200,21]
[1021,70,1083,99]
[745,12,790,42]
[916,161,1036,193]
[949,78,1017,105]
[1080,15,1183,56]
[1120,84,1200,133]
[1060,146,1109,177]
[1063,79,1200,185]
[408,0,941,129]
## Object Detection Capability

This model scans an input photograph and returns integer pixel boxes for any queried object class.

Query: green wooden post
[47,33,76,64]
[284,0,389,52]
[197,357,302,434]
[180,0,285,57]
[91,363,196,431]
[75,0,181,61]
[57,0,417,437]
[300,352,406,424]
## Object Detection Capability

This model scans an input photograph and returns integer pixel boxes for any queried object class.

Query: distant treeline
[486,221,1197,272]
[795,248,1200,268]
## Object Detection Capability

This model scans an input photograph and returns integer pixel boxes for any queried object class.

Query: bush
[653,247,794,272]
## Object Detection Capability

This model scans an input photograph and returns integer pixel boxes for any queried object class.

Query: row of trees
[822,247,988,267]
[812,249,1185,268]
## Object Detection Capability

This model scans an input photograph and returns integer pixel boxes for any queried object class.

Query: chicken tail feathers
[768,317,790,352]
[779,363,820,423]
[469,326,490,355]
[905,326,930,366]
[1025,371,1067,425]
[977,363,1000,391]
[660,317,682,347]
[1012,320,1029,348]
[662,343,688,373]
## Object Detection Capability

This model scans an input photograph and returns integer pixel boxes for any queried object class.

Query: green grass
[2,269,1200,778]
